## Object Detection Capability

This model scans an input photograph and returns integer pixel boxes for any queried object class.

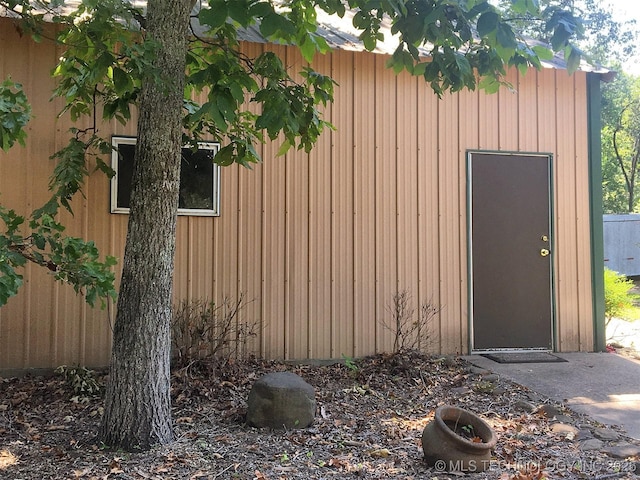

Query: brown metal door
[469,152,553,351]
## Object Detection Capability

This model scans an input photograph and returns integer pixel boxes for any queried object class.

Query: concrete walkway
[467,352,640,440]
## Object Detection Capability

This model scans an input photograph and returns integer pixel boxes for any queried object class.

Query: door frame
[466,150,557,353]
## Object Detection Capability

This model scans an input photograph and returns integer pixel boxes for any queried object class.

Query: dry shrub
[382,290,442,354]
[171,293,257,366]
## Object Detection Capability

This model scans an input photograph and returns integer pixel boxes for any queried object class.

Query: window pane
[179,147,215,209]
[116,142,135,209]
[111,137,220,216]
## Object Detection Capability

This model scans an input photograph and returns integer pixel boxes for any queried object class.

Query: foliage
[602,72,640,213]
[0,78,31,151]
[496,0,638,69]
[604,268,639,324]
[382,290,442,353]
[55,364,103,397]
[171,295,257,366]
[341,354,359,374]
[0,203,117,308]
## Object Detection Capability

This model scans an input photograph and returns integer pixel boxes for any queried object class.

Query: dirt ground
[1,351,639,480]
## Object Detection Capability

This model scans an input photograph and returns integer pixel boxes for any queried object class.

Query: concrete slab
[466,352,640,440]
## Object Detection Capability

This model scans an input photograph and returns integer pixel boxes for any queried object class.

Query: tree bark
[98,0,192,451]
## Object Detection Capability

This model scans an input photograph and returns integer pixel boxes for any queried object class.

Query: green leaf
[199,3,228,30]
[214,144,235,166]
[454,54,472,78]
[565,46,581,74]
[276,139,292,156]
[227,0,252,26]
[550,24,571,51]
[496,23,517,49]
[0,77,32,151]
[476,11,498,37]
[260,12,296,39]
[112,67,130,94]
[299,35,317,64]
[0,262,24,307]
[532,45,554,61]
[249,1,273,18]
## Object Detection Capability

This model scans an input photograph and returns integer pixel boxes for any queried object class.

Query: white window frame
[110,136,221,216]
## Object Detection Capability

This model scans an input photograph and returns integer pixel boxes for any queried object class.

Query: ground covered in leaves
[1,352,639,479]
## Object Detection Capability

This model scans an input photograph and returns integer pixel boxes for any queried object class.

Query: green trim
[587,73,606,352]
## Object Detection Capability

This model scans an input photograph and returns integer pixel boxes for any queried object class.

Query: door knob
[540,249,550,257]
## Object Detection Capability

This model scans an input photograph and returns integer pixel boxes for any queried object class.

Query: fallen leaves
[367,447,392,458]
[0,449,18,469]
[0,352,638,479]
[108,457,123,474]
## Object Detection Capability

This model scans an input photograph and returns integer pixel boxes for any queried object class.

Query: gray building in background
[604,214,640,276]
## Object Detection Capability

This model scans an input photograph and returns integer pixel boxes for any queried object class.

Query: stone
[602,444,640,459]
[451,386,472,395]
[246,372,316,429]
[514,400,537,413]
[550,423,579,437]
[593,427,621,441]
[576,429,594,441]
[554,414,574,424]
[536,404,563,419]
[469,366,490,375]
[441,356,458,368]
[579,438,604,451]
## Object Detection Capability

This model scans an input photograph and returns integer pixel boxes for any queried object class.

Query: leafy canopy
[601,71,640,213]
[0,0,585,307]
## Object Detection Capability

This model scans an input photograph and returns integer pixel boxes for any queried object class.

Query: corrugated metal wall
[0,18,594,369]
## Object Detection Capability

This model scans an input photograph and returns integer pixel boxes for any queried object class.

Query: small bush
[604,268,639,324]
[381,290,442,353]
[55,365,102,396]
[171,294,257,366]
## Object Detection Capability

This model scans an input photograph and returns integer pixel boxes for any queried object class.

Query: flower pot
[422,405,497,472]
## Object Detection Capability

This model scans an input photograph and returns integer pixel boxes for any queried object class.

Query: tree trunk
[98,0,192,451]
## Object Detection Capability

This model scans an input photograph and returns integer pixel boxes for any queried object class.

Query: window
[110,136,221,216]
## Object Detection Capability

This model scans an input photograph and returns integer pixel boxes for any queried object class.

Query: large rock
[246,372,316,429]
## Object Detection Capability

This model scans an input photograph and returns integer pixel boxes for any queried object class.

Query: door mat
[481,352,568,364]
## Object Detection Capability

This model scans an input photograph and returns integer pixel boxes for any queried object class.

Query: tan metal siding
[438,91,463,354]
[330,50,355,358]
[478,85,499,149]
[498,70,520,151]
[352,52,377,356]
[307,51,333,360]
[416,79,442,352]
[555,72,581,350]
[374,56,398,353]
[574,76,594,351]
[0,20,598,368]
[518,71,539,151]
[396,71,420,348]
[457,88,479,353]
[259,45,287,359]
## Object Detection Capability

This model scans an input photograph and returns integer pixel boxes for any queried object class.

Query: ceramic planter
[422,405,497,472]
